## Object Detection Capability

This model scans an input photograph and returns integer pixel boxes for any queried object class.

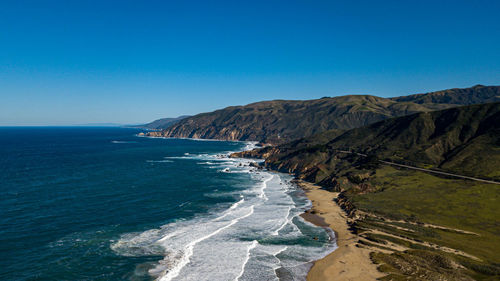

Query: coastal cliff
[235,102,500,184]
[233,102,500,280]
[148,95,437,144]
[147,85,500,145]
[142,87,500,279]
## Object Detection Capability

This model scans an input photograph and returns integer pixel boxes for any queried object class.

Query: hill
[148,85,499,144]
[248,102,500,183]
[147,95,440,144]
[391,85,500,105]
[132,115,190,130]
[234,102,500,280]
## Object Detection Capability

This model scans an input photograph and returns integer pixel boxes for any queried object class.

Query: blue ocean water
[0,127,335,281]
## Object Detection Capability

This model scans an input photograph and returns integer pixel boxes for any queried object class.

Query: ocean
[0,127,335,281]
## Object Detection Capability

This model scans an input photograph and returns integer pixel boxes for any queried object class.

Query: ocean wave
[110,145,335,280]
[235,240,258,281]
[110,229,165,257]
[157,206,255,281]
[111,140,137,144]
[146,160,174,163]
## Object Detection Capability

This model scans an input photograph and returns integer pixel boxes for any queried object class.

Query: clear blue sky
[1,0,499,125]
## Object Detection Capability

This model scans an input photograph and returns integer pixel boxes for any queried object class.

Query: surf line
[234,240,258,281]
[259,174,273,201]
[158,205,255,281]
[272,206,293,236]
[271,246,289,274]
[213,198,245,222]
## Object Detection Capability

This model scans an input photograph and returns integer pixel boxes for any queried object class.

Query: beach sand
[298,181,383,281]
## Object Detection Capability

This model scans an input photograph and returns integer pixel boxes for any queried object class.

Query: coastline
[142,135,381,280]
[297,180,383,281]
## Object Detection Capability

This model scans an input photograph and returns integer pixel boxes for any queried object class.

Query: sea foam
[110,144,336,281]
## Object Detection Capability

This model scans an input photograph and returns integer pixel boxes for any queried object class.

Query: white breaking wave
[235,240,258,281]
[158,206,255,281]
[147,160,174,163]
[110,141,336,281]
[242,141,258,152]
[111,140,137,144]
[259,174,273,201]
[272,206,292,236]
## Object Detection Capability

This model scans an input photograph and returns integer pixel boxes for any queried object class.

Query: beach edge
[296,180,383,281]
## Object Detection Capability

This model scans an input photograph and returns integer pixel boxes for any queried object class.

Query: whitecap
[156,206,255,281]
[111,140,137,144]
[235,240,258,281]
[111,143,336,281]
[147,160,174,163]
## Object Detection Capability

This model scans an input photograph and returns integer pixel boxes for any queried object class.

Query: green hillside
[392,85,500,105]
[148,85,499,144]
[254,102,500,183]
[148,95,437,144]
[234,102,500,280]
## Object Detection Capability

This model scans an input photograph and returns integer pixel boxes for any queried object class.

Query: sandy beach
[298,181,383,281]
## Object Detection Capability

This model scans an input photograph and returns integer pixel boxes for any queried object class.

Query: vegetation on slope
[256,102,500,182]
[358,167,500,280]
[392,85,500,105]
[149,85,499,144]
[149,95,436,144]
[235,102,500,280]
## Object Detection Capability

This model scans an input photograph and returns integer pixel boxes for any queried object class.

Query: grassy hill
[148,95,436,144]
[148,85,499,144]
[392,85,500,105]
[356,166,500,280]
[235,102,500,280]
[251,102,500,183]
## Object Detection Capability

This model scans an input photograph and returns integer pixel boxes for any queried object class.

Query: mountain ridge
[147,85,500,144]
[391,84,500,105]
[236,102,500,185]
[131,115,190,130]
[231,101,500,280]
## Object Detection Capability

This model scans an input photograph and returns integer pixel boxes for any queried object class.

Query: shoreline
[297,180,383,281]
[141,136,381,280]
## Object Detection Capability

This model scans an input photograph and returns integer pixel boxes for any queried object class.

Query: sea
[0,127,336,281]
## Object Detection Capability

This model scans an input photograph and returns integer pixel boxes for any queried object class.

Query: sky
[0,0,499,125]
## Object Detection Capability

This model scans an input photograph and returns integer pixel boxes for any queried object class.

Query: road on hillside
[337,150,500,185]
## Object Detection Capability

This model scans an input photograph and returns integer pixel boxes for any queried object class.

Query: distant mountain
[147,85,499,144]
[391,85,500,105]
[75,123,124,127]
[132,115,190,130]
[243,102,500,184]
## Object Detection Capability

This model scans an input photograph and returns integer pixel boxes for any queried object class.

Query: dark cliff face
[148,85,500,144]
[250,102,500,185]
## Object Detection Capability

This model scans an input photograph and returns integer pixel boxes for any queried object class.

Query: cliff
[233,102,500,280]
[236,102,500,186]
[148,95,439,144]
[148,85,499,144]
